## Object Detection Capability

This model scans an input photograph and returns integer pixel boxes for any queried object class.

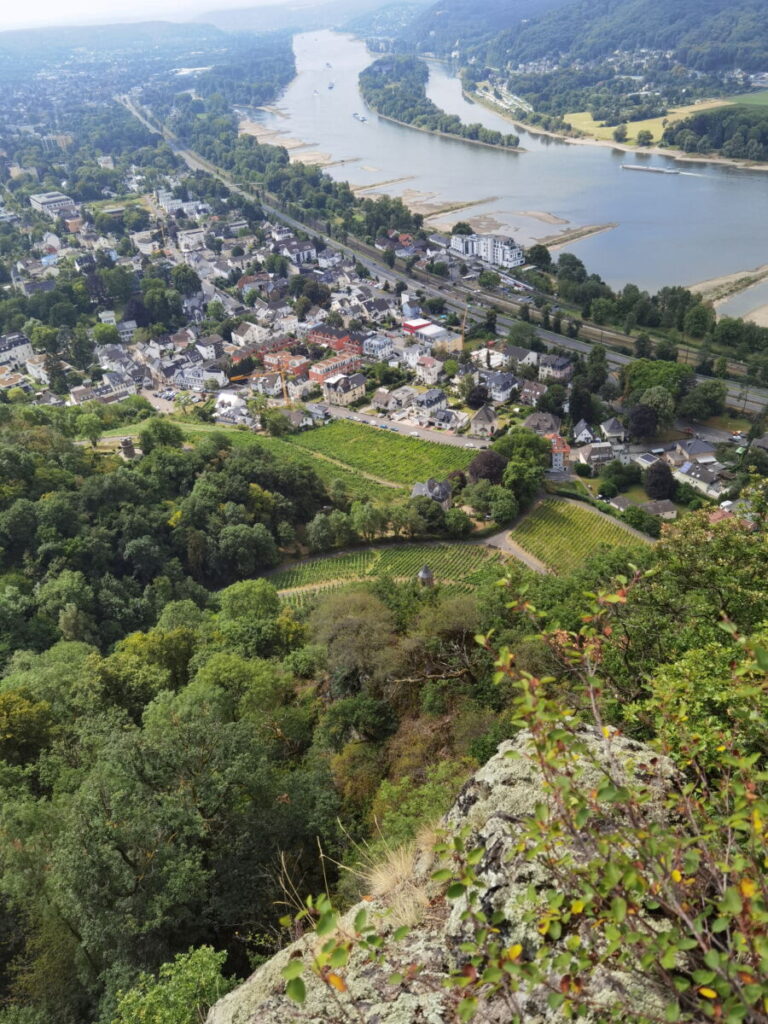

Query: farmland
[510,499,651,574]
[269,543,506,595]
[288,420,474,485]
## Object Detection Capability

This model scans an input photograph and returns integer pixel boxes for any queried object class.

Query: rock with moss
[206,728,676,1024]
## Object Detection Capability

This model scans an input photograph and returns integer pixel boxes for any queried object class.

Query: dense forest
[502,0,768,70]
[662,104,768,162]
[359,56,520,147]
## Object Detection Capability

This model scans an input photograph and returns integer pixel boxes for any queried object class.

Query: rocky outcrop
[206,728,677,1024]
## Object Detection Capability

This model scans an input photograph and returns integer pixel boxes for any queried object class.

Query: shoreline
[371,109,526,154]
[688,263,768,306]
[465,88,768,174]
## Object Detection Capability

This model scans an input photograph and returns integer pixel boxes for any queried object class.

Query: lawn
[565,99,729,145]
[510,499,651,574]
[268,543,505,592]
[728,90,768,107]
[288,420,474,485]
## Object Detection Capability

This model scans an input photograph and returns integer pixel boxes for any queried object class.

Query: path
[301,449,405,488]
[481,528,548,574]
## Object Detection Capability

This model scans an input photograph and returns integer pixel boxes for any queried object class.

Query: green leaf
[610,896,627,923]
[354,909,367,933]
[286,977,306,1004]
[447,882,467,899]
[329,947,349,968]
[458,996,478,1021]
[393,926,410,941]
[388,972,404,986]
[281,960,304,981]
[431,869,453,883]
[315,912,337,937]
[664,1002,680,1022]
[720,887,743,915]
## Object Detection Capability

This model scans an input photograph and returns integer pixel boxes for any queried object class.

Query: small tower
[417,565,434,588]
[119,436,137,461]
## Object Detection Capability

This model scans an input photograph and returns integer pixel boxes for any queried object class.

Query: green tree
[113,946,236,1024]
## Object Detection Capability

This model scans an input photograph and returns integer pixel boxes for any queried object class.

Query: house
[401,344,425,369]
[640,499,678,520]
[214,390,253,426]
[476,370,518,404]
[538,354,574,382]
[363,334,394,361]
[572,419,596,445]
[25,355,49,385]
[263,351,311,377]
[415,356,443,386]
[196,335,225,361]
[519,380,548,407]
[117,320,137,344]
[0,332,33,368]
[412,388,447,414]
[309,354,362,383]
[231,321,266,347]
[323,372,366,406]
[448,233,524,268]
[372,387,396,413]
[674,438,717,464]
[287,374,313,401]
[308,324,350,349]
[280,239,316,265]
[571,441,614,469]
[251,373,285,398]
[174,363,228,390]
[388,385,420,409]
[432,408,469,431]
[471,347,508,370]
[505,345,539,368]
[410,478,452,510]
[609,495,633,513]
[546,434,571,472]
[600,417,626,443]
[469,404,498,438]
[673,461,725,500]
[402,318,448,345]
[523,411,561,436]
[178,228,206,252]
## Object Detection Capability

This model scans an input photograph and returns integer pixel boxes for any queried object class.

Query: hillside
[399,0,768,72]
[494,0,768,71]
[397,0,571,59]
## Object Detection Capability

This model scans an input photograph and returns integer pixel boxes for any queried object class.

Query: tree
[92,323,120,346]
[466,385,489,410]
[640,385,675,427]
[113,946,236,1024]
[644,460,676,500]
[502,457,544,510]
[637,130,654,146]
[627,403,659,440]
[467,450,508,485]
[171,264,202,297]
[444,507,472,537]
[451,221,472,235]
[677,380,726,422]
[613,123,628,142]
[306,513,334,552]
[634,333,653,359]
[78,413,102,448]
[585,344,608,392]
[350,501,386,542]
[478,270,500,289]
[138,419,183,454]
[525,244,552,270]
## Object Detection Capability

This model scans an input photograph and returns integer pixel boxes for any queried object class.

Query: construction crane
[460,299,470,349]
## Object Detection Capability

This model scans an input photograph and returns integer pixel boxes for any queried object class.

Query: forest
[359,56,519,147]
[662,105,768,162]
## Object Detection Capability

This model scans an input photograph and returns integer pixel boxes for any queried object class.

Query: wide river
[248,30,768,292]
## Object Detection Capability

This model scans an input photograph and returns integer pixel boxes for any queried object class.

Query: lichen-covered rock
[206,728,677,1024]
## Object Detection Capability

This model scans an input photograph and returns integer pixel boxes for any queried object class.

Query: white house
[0,332,33,368]
[415,356,443,385]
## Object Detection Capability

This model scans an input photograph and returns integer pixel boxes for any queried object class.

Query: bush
[574,463,592,478]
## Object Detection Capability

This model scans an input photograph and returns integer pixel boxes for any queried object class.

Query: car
[464,442,475,448]
[409,430,420,436]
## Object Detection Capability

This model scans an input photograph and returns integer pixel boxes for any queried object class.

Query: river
[246,30,768,293]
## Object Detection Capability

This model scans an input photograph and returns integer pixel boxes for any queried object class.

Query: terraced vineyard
[288,420,473,485]
[268,543,506,595]
[510,499,652,574]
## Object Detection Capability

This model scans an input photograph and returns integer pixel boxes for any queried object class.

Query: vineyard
[288,420,474,485]
[268,543,506,596]
[510,499,652,574]
[179,424,403,503]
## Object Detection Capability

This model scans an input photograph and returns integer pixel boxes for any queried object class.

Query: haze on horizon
[0,0,299,32]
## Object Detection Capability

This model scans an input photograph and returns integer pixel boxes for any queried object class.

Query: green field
[268,543,506,593]
[729,90,768,107]
[288,420,474,485]
[510,499,651,574]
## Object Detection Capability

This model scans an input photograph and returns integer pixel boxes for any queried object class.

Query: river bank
[371,109,526,154]
[464,88,768,174]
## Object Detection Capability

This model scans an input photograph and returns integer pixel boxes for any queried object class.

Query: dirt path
[299,449,406,489]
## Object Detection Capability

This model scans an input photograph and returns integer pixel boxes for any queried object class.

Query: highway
[118,94,768,416]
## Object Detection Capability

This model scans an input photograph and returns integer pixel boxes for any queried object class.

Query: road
[118,94,768,416]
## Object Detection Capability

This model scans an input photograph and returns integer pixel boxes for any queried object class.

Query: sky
[0,0,275,32]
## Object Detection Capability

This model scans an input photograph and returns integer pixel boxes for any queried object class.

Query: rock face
[206,729,676,1024]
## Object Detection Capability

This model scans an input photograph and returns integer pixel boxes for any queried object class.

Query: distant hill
[396,0,574,60]
[508,0,768,70]
[197,0,430,33]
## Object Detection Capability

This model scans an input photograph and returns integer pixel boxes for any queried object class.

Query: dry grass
[565,99,728,143]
